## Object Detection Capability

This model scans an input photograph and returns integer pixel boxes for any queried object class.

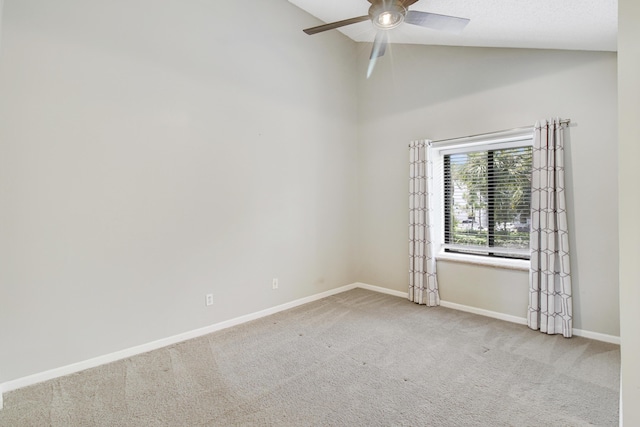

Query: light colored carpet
[0,288,620,426]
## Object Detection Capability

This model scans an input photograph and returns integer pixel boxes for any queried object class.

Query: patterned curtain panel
[528,119,573,337]
[409,140,440,306]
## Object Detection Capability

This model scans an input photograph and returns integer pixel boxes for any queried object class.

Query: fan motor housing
[369,1,407,30]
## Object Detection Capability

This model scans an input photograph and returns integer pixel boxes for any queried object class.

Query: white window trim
[430,129,534,270]
[436,251,530,271]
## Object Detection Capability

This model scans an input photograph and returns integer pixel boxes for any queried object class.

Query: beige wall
[618,0,640,424]
[0,1,3,46]
[356,45,619,336]
[437,262,528,319]
[0,0,626,396]
[0,0,358,382]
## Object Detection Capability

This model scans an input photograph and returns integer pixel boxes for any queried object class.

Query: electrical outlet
[272,278,279,290]
[206,294,214,306]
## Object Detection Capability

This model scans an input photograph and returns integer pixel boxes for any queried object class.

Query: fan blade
[367,31,388,79]
[370,31,388,59]
[303,15,370,35]
[405,10,470,33]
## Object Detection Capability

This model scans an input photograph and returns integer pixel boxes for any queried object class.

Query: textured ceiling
[288,0,618,52]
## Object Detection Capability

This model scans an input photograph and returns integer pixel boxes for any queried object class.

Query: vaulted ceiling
[288,0,618,52]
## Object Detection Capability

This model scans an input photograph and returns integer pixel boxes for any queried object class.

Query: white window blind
[436,134,533,259]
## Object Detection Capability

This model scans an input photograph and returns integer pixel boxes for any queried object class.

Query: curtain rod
[430,119,571,145]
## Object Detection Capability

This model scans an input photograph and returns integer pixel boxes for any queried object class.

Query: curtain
[409,140,440,306]
[528,119,573,337]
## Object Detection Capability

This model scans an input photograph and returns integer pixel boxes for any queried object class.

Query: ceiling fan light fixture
[370,2,406,30]
[376,11,403,29]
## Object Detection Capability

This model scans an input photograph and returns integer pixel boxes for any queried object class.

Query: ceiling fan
[303,0,470,78]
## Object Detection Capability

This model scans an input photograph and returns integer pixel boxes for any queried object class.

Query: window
[435,133,533,260]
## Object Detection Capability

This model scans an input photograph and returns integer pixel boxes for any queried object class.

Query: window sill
[436,251,530,271]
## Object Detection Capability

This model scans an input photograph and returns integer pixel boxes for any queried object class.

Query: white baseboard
[439,298,620,344]
[573,328,621,345]
[352,282,409,299]
[620,380,623,427]
[439,300,529,326]
[352,283,620,345]
[0,283,358,399]
[0,281,620,407]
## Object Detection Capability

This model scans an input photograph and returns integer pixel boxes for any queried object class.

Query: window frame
[431,130,534,267]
